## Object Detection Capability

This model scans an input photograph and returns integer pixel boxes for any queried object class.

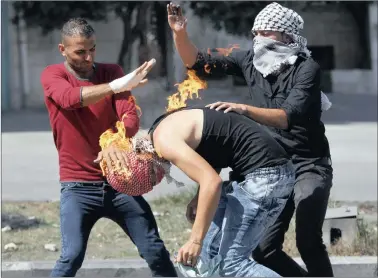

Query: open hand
[206,101,247,115]
[167,2,187,34]
[93,145,129,173]
[109,58,156,93]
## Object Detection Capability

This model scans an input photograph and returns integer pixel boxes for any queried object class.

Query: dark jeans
[51,182,177,277]
[252,160,334,277]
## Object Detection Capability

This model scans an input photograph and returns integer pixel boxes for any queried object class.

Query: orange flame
[99,113,133,176]
[128,95,142,117]
[207,44,240,57]
[98,94,143,177]
[166,70,208,112]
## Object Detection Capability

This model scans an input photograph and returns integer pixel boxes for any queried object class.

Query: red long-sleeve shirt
[41,62,139,182]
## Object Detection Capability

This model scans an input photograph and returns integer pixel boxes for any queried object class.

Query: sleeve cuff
[281,106,293,131]
[79,87,83,107]
[187,51,206,70]
[68,86,83,109]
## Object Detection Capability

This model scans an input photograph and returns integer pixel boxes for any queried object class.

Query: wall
[2,2,377,111]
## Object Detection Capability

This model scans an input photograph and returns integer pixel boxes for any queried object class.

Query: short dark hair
[61,18,95,41]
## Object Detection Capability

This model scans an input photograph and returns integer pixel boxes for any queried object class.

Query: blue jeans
[252,159,334,277]
[51,182,177,277]
[200,162,295,277]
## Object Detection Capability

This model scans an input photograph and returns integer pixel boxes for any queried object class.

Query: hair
[61,18,95,41]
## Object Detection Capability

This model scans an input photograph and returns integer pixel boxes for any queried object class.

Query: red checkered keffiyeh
[106,137,171,196]
[99,119,183,196]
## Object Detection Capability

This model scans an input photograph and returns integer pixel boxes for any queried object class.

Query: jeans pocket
[238,177,269,203]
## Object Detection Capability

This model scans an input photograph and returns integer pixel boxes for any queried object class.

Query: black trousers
[252,160,334,277]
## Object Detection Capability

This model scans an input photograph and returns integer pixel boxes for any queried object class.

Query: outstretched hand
[109,58,156,94]
[167,2,187,34]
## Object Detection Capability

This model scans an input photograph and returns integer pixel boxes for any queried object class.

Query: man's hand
[176,240,202,267]
[93,145,129,173]
[109,59,156,94]
[186,195,199,224]
[206,101,247,115]
[167,2,187,34]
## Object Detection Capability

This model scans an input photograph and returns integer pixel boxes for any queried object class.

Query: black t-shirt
[148,106,289,176]
[190,50,331,171]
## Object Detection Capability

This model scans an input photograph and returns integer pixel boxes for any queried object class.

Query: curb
[2,256,377,277]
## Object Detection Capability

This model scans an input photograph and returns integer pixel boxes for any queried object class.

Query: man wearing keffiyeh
[168,2,334,277]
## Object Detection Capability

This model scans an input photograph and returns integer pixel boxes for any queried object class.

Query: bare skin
[167,2,290,129]
[149,109,223,267]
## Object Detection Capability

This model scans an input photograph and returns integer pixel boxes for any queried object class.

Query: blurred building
[1,1,377,111]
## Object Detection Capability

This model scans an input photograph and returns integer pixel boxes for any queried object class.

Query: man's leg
[252,193,308,277]
[51,183,103,277]
[294,164,333,277]
[106,187,177,277]
[219,164,294,277]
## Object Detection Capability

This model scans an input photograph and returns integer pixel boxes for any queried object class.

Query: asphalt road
[1,92,377,202]
[1,122,376,202]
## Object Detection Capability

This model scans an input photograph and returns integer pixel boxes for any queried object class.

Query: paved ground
[1,92,377,202]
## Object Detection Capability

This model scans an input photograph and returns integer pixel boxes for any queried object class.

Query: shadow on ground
[2,212,42,230]
[1,93,377,133]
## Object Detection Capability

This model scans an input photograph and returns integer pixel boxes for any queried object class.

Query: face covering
[252,36,301,78]
[252,36,332,111]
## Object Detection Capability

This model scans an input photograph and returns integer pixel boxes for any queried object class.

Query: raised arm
[40,66,113,109]
[154,132,222,266]
[168,2,248,77]
[41,60,155,109]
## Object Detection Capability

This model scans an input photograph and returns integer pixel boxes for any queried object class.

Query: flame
[166,70,208,112]
[128,95,142,117]
[98,94,142,177]
[207,44,240,57]
[204,44,240,75]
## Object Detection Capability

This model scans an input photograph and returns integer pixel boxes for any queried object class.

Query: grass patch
[2,190,377,261]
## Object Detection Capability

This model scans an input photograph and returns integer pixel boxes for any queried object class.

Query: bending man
[100,106,296,277]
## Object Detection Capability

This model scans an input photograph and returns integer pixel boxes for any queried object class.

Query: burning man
[168,2,334,277]
[96,105,295,277]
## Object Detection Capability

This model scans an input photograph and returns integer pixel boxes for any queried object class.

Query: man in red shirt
[41,18,177,277]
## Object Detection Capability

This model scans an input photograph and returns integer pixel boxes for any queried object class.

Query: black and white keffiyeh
[251,2,332,111]
[252,2,310,56]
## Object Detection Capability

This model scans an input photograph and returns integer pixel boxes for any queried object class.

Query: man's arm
[40,66,114,109]
[155,135,222,244]
[41,61,154,110]
[168,3,248,78]
[280,61,321,130]
[174,31,249,77]
[244,106,289,129]
[208,61,321,130]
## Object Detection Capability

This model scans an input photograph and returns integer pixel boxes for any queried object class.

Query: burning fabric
[99,110,185,196]
[98,68,210,195]
[98,113,170,196]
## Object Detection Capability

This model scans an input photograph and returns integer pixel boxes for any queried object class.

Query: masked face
[252,35,301,77]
